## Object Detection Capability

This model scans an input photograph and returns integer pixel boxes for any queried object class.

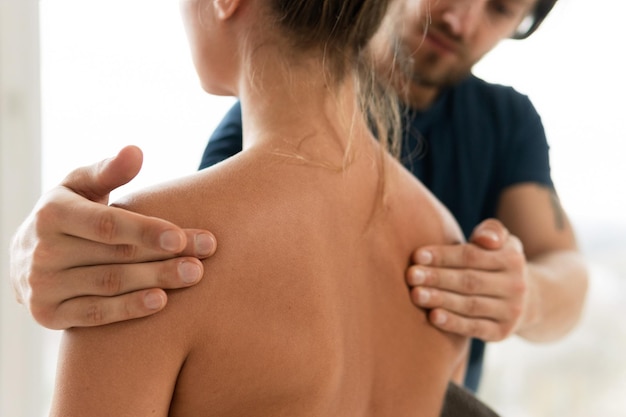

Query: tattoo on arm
[548,189,565,231]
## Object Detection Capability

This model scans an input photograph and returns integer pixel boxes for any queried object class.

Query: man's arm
[496,183,588,341]
[406,183,588,342]
[10,146,216,329]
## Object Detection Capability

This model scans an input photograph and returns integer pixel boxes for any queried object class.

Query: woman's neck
[235,53,374,165]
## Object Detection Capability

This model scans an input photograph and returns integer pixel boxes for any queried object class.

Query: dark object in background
[441,383,501,417]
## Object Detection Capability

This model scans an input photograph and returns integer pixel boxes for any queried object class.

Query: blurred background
[1,0,624,416]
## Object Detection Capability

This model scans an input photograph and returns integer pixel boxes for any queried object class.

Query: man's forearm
[516,250,588,342]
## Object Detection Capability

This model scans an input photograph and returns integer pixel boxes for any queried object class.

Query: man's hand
[9,146,217,330]
[406,219,529,341]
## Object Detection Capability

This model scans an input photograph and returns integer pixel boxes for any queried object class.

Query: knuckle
[60,166,85,186]
[461,245,480,265]
[32,200,63,235]
[114,243,139,261]
[30,241,57,273]
[460,271,480,293]
[29,304,55,328]
[96,268,124,295]
[85,303,106,326]
[29,296,65,330]
[25,270,56,308]
[95,211,118,243]
[122,298,138,321]
[465,296,481,315]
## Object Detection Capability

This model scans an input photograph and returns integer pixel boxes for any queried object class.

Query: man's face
[389,0,538,88]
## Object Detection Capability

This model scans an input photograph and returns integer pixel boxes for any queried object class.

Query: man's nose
[438,0,483,38]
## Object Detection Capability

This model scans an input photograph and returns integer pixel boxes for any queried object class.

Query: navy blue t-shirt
[198,74,553,392]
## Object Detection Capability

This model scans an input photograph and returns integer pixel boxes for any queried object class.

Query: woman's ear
[213,0,241,20]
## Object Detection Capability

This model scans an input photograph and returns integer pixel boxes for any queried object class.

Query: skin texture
[50,0,469,415]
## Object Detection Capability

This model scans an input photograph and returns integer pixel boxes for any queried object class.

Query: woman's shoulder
[385,157,465,247]
[112,153,261,226]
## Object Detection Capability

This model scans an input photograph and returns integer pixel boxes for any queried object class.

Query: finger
[40,186,209,250]
[52,289,169,329]
[410,286,513,322]
[469,219,509,250]
[427,309,510,341]
[181,229,218,259]
[406,265,514,298]
[67,196,189,250]
[412,243,508,271]
[48,147,214,255]
[503,233,524,254]
[38,258,205,304]
[35,189,217,268]
[61,145,144,203]
[32,227,216,272]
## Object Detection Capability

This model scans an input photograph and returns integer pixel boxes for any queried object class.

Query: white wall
[39,0,236,197]
[0,1,47,416]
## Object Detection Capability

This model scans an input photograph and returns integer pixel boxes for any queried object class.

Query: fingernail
[179,261,202,284]
[144,292,165,310]
[195,233,216,256]
[434,312,447,325]
[418,288,430,304]
[417,250,433,265]
[411,269,426,285]
[478,229,499,243]
[160,230,184,252]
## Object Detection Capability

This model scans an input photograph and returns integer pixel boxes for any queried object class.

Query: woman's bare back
[111,139,467,417]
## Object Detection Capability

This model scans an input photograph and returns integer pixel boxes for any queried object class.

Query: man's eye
[489,1,515,18]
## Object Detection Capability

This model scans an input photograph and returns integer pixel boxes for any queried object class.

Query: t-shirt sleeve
[198,101,244,170]
[499,95,554,190]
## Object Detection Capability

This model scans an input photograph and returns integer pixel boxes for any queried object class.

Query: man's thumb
[62,145,143,202]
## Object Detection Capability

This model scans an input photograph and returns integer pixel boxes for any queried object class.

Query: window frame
[0,1,47,416]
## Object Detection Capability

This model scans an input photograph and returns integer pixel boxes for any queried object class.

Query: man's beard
[389,27,473,90]
[409,49,472,88]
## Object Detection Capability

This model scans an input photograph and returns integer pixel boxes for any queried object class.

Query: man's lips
[423,28,461,55]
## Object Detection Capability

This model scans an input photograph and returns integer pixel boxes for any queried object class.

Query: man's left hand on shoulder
[406,219,531,341]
